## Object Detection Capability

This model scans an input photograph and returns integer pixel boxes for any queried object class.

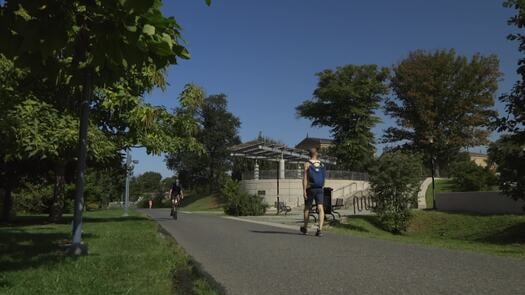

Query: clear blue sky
[132,0,521,177]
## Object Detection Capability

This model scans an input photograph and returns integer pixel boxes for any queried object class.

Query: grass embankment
[182,193,222,213]
[0,209,220,295]
[334,211,525,257]
[424,178,500,209]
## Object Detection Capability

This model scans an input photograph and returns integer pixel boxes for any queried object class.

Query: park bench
[332,198,344,218]
[275,201,291,215]
[308,203,337,223]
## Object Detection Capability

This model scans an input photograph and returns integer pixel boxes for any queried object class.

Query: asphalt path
[142,209,525,295]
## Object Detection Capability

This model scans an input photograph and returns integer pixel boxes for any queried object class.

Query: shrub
[488,136,525,203]
[221,178,267,216]
[449,155,497,191]
[369,151,422,233]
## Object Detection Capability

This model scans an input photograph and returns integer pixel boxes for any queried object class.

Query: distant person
[300,148,326,236]
[169,180,184,217]
[148,198,153,209]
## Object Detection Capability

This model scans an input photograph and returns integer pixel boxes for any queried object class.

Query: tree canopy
[489,1,525,204]
[297,65,389,171]
[166,93,241,191]
[384,50,500,176]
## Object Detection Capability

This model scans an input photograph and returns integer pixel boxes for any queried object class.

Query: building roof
[468,152,488,158]
[295,137,334,148]
[229,140,337,164]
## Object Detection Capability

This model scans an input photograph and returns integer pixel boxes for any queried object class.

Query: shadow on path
[250,230,303,236]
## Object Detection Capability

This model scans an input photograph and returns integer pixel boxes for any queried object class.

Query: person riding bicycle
[169,180,184,216]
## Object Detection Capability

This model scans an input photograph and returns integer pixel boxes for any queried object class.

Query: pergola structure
[229,140,337,180]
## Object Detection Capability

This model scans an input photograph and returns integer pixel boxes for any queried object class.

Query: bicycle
[170,196,181,220]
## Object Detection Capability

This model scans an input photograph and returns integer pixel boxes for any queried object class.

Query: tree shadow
[475,222,525,245]
[334,222,370,233]
[0,214,147,228]
[0,227,94,273]
[83,216,147,223]
[250,230,303,236]
[0,215,71,227]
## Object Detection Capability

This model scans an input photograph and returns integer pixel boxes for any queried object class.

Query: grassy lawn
[425,178,456,209]
[182,193,222,213]
[0,209,221,295]
[333,211,525,257]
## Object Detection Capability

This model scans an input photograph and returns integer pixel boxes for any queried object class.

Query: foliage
[448,154,497,192]
[385,50,500,176]
[498,1,525,136]
[167,92,241,191]
[369,151,422,233]
[221,178,267,216]
[84,167,125,209]
[0,0,207,227]
[488,136,525,203]
[297,65,389,171]
[489,1,525,205]
[13,180,74,214]
[130,171,163,200]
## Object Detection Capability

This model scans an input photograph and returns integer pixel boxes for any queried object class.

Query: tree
[0,0,208,252]
[369,151,422,233]
[130,171,163,200]
[167,93,241,192]
[489,1,525,205]
[385,50,500,176]
[297,65,389,171]
[448,153,497,192]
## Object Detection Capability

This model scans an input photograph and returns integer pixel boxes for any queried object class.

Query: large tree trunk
[1,188,13,223]
[49,160,66,223]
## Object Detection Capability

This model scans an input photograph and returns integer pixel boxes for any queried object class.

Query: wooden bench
[275,201,291,215]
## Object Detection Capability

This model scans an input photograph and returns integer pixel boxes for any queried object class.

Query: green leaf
[126,25,137,32]
[142,24,156,36]
[14,4,32,21]
[205,0,212,6]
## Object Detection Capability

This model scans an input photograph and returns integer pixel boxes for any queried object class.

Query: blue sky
[132,0,521,177]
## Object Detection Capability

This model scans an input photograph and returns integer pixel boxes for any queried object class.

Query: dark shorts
[305,188,324,208]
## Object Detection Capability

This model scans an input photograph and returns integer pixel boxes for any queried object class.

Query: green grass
[425,178,456,209]
[333,211,525,257]
[182,193,223,212]
[0,209,221,295]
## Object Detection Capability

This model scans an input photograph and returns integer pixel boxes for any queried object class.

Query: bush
[488,136,525,203]
[369,151,422,233]
[449,155,497,191]
[221,178,267,216]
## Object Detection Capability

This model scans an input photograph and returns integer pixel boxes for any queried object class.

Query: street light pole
[431,156,436,209]
[428,136,436,210]
[124,150,131,216]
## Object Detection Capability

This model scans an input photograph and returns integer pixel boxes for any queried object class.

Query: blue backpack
[308,160,325,188]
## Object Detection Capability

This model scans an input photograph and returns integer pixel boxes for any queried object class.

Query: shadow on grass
[337,215,388,233]
[0,227,94,273]
[0,214,147,228]
[476,222,525,245]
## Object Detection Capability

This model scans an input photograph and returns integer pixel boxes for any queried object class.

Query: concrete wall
[435,192,525,214]
[240,179,369,208]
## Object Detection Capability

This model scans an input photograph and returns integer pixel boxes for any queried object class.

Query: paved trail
[142,209,525,295]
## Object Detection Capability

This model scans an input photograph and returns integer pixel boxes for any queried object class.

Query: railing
[242,170,369,180]
[353,195,376,215]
